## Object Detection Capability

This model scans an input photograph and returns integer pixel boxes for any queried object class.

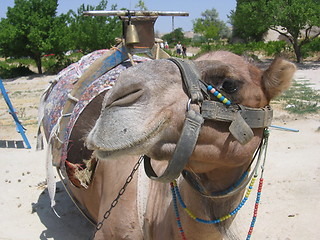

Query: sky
[0,0,237,33]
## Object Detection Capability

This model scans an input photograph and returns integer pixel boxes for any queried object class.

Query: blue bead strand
[211,171,249,196]
[171,176,257,225]
[207,85,231,106]
[170,182,187,240]
[246,178,264,240]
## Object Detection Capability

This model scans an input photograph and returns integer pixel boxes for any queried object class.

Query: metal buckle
[186,98,202,113]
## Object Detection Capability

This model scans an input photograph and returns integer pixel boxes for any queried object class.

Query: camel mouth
[92,114,171,160]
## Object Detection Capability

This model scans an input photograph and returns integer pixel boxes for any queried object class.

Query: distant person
[160,42,164,49]
[176,42,182,55]
[164,42,169,49]
[182,45,187,57]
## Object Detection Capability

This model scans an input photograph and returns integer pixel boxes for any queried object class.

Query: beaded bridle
[94,58,273,239]
[170,129,269,240]
[142,58,272,239]
[144,58,273,184]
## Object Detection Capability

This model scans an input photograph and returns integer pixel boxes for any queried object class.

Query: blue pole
[270,125,299,132]
[0,78,32,149]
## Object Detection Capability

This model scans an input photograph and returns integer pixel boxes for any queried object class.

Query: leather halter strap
[167,58,205,103]
[144,58,204,182]
[144,110,203,182]
[201,101,273,128]
[144,58,273,183]
[202,100,273,144]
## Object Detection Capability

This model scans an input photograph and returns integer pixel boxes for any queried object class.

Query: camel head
[86,51,296,175]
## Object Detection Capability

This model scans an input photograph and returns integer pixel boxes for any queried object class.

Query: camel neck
[185,163,250,195]
[173,177,244,239]
[144,162,250,239]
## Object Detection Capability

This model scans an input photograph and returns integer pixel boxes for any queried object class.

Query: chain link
[90,155,144,239]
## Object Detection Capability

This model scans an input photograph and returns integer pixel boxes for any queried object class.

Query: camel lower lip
[90,114,171,160]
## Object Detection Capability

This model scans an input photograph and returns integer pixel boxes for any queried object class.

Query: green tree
[135,0,148,11]
[44,13,73,57]
[232,0,320,62]
[0,0,63,73]
[162,28,187,45]
[231,0,269,42]
[266,0,320,62]
[67,0,122,54]
[193,8,231,43]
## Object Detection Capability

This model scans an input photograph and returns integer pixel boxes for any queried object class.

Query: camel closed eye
[107,89,144,108]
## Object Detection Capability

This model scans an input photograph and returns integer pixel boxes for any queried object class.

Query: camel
[40,50,296,240]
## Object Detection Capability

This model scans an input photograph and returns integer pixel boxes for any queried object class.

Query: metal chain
[90,155,144,239]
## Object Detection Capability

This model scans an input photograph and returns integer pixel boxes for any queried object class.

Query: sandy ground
[0,61,319,240]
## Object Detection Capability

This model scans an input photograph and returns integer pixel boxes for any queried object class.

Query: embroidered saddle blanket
[40,49,149,188]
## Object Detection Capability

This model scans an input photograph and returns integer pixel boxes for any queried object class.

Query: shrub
[42,53,83,74]
[301,38,320,59]
[198,41,289,58]
[262,41,287,56]
[0,61,34,79]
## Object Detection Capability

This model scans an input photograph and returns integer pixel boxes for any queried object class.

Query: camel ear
[262,58,296,100]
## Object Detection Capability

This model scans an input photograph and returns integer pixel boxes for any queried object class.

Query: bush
[0,52,85,78]
[198,41,289,58]
[301,38,320,59]
[4,57,34,66]
[0,61,34,79]
[263,41,287,56]
[42,53,83,74]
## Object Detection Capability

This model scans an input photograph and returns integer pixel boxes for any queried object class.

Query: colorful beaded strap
[171,129,269,240]
[207,85,231,106]
[171,175,257,224]
[171,175,263,239]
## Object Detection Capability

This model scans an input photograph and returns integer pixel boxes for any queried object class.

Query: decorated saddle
[39,49,149,188]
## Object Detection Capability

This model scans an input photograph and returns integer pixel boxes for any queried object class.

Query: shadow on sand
[34,182,95,240]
